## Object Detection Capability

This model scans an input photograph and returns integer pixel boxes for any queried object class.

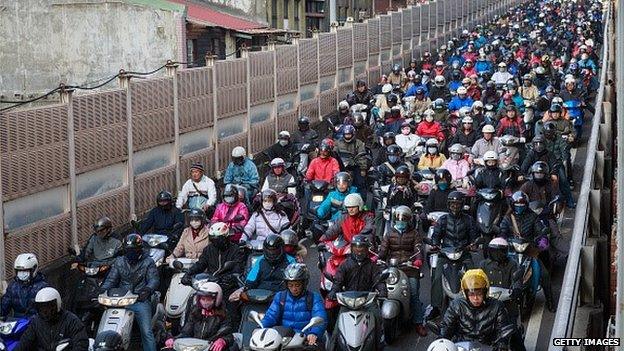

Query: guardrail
[615,0,624,343]
[548,2,614,348]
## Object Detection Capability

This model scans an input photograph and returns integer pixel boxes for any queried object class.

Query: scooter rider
[520,161,561,209]
[418,139,446,170]
[292,116,319,147]
[474,151,504,190]
[377,145,411,185]
[79,216,123,265]
[176,163,218,211]
[316,172,358,222]
[241,189,290,244]
[542,122,576,208]
[450,117,480,148]
[243,235,296,293]
[167,209,210,262]
[321,193,374,243]
[100,234,160,351]
[261,263,327,347]
[140,191,185,238]
[15,287,89,351]
[441,144,471,182]
[224,146,260,203]
[1,253,49,318]
[438,269,515,349]
[211,184,250,243]
[262,158,297,196]
[471,125,502,162]
[387,166,418,208]
[499,191,556,312]
[378,206,428,336]
[423,169,454,216]
[305,139,341,183]
[430,192,478,317]
[265,131,298,165]
[164,282,235,351]
[336,125,369,191]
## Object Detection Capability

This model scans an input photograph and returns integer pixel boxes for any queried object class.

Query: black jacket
[499,211,545,242]
[432,213,478,249]
[478,258,522,290]
[474,168,504,190]
[292,129,319,148]
[450,129,481,148]
[16,310,88,351]
[440,298,514,347]
[100,254,159,297]
[265,142,298,164]
[387,184,417,208]
[429,86,452,102]
[178,307,234,346]
[139,207,185,237]
[424,188,451,215]
[520,149,562,175]
[347,90,375,107]
[185,243,246,294]
[330,256,387,297]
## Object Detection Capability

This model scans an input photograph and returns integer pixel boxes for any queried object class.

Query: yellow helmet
[461,269,490,297]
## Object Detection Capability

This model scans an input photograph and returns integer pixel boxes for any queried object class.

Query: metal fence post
[60,87,79,254]
[616,0,624,339]
[118,71,136,219]
[241,47,252,155]
[166,61,181,190]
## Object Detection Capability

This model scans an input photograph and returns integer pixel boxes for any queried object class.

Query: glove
[137,288,151,302]
[412,259,423,269]
[165,338,175,349]
[181,274,193,286]
[536,236,550,251]
[210,338,227,351]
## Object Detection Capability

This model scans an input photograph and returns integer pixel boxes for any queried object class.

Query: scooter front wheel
[383,317,399,345]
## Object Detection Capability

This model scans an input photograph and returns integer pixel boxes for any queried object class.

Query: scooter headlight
[481,191,498,201]
[444,251,463,261]
[337,295,368,309]
[489,290,502,299]
[312,195,325,202]
[0,321,16,335]
[143,234,168,247]
[98,296,113,306]
[84,267,99,276]
[513,242,530,253]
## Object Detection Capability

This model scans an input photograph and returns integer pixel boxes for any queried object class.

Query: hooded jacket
[241,209,290,243]
[16,309,88,351]
[1,273,49,317]
[224,158,260,190]
[262,290,327,337]
[100,254,159,295]
[378,228,424,277]
[316,186,359,221]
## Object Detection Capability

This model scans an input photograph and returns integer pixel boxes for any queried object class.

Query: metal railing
[548,2,613,348]
[615,0,624,343]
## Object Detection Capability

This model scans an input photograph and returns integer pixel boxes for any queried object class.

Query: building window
[187,39,196,66]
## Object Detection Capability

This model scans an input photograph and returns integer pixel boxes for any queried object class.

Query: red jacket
[305,156,340,182]
[417,120,445,141]
[496,116,525,137]
[462,67,477,78]
[467,85,481,101]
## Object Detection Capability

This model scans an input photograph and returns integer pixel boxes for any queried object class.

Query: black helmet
[486,80,496,89]
[531,161,549,184]
[395,165,410,182]
[488,238,510,263]
[283,263,310,288]
[543,121,557,139]
[533,135,546,154]
[93,216,112,235]
[298,116,310,130]
[387,94,399,105]
[334,172,353,188]
[94,330,124,351]
[156,191,173,209]
[447,191,465,215]
[356,79,367,88]
[452,70,461,80]
[124,233,144,263]
[510,191,529,215]
[549,103,563,113]
[434,168,452,184]
[350,235,371,262]
[386,144,403,157]
[392,64,401,74]
[263,234,285,264]
[382,132,396,145]
[188,208,206,222]
[432,98,446,111]
[222,184,239,204]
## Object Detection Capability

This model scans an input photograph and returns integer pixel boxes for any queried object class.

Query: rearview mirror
[302,316,325,332]
[172,260,184,271]
[248,310,264,328]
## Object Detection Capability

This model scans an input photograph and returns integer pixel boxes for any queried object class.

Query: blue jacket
[1,273,49,317]
[498,94,525,113]
[316,186,359,221]
[262,290,327,337]
[224,158,260,189]
[448,81,462,93]
[475,60,492,74]
[404,83,429,97]
[139,206,185,236]
[246,255,296,292]
[448,96,474,112]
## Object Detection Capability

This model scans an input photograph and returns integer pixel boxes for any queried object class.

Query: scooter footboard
[381,299,400,319]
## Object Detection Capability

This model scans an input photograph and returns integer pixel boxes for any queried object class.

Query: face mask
[438,182,449,191]
[263,201,274,211]
[224,196,236,204]
[125,249,142,264]
[388,155,399,164]
[212,236,228,250]
[279,140,289,147]
[513,205,526,215]
[190,220,202,229]
[451,153,462,161]
[16,271,30,282]
[394,221,408,232]
[401,128,411,135]
[344,134,353,142]
[427,147,437,154]
[426,116,434,122]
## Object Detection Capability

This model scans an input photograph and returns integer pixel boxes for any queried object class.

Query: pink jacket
[211,202,249,241]
[441,159,471,181]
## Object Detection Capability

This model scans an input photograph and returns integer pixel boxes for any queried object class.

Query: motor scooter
[475,188,504,238]
[72,260,111,335]
[238,289,276,351]
[317,237,351,332]
[425,211,448,276]
[563,99,584,141]
[172,325,241,351]
[247,311,326,351]
[302,180,330,240]
[508,237,542,320]
[164,258,198,333]
[413,168,436,202]
[0,317,30,351]
[142,234,170,267]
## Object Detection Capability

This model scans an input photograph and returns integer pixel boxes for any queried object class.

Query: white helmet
[482,124,495,133]
[278,130,291,139]
[483,151,498,161]
[14,253,38,281]
[382,83,393,94]
[344,193,364,210]
[270,157,285,168]
[195,281,224,307]
[457,86,467,95]
[250,327,281,351]
[35,287,62,312]
[427,338,458,351]
[564,76,576,85]
[232,146,246,158]
[338,100,350,110]
[472,100,484,109]
[208,222,230,238]
[458,107,471,118]
[423,109,435,118]
[461,116,473,124]
[449,143,464,154]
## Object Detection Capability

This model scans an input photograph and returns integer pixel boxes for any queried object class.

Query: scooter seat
[273,326,295,338]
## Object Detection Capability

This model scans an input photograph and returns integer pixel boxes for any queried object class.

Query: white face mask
[190,220,202,229]
[16,271,31,282]
[279,140,289,147]
[427,147,438,154]
[425,116,434,122]
[263,201,274,211]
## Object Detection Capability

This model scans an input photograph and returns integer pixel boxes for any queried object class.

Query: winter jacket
[387,184,418,209]
[262,173,297,195]
[545,136,569,163]
[329,256,387,297]
[541,113,575,138]
[305,156,340,182]
[322,212,375,243]
[292,129,319,147]
[211,202,250,230]
[466,85,482,101]
[424,188,451,215]
[81,234,122,265]
[16,310,88,351]
[417,154,446,170]
[140,206,185,237]
[441,159,470,180]
[519,85,540,104]
[335,139,368,171]
[347,89,375,107]
[169,226,210,260]
[461,67,477,78]
[241,210,290,243]
[475,60,492,74]
[498,95,525,114]
[185,242,245,294]
[496,116,525,137]
[478,258,522,290]
[262,290,327,336]
[520,150,563,175]
[1,273,49,317]
[471,137,502,159]
[100,254,159,295]
[448,96,475,112]
[224,158,260,190]
[416,120,444,140]
[377,161,411,185]
[481,90,501,106]
[176,175,218,209]
[396,134,421,157]
[388,72,407,88]
[499,211,545,242]
[316,186,359,221]
[265,142,298,164]
[429,86,452,102]
[440,297,514,347]
[474,168,504,190]
[245,255,296,292]
[520,179,560,208]
[178,307,234,346]
[410,98,433,116]
[491,71,514,85]
[378,228,424,277]
[450,129,480,148]
[405,84,430,97]
[432,212,478,249]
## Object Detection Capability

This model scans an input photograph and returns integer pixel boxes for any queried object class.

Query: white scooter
[165,258,199,331]
[172,324,241,351]
[143,234,169,267]
[247,310,325,351]
[94,288,164,350]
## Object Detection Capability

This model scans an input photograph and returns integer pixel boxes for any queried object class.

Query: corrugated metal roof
[124,0,186,13]
[169,0,266,31]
